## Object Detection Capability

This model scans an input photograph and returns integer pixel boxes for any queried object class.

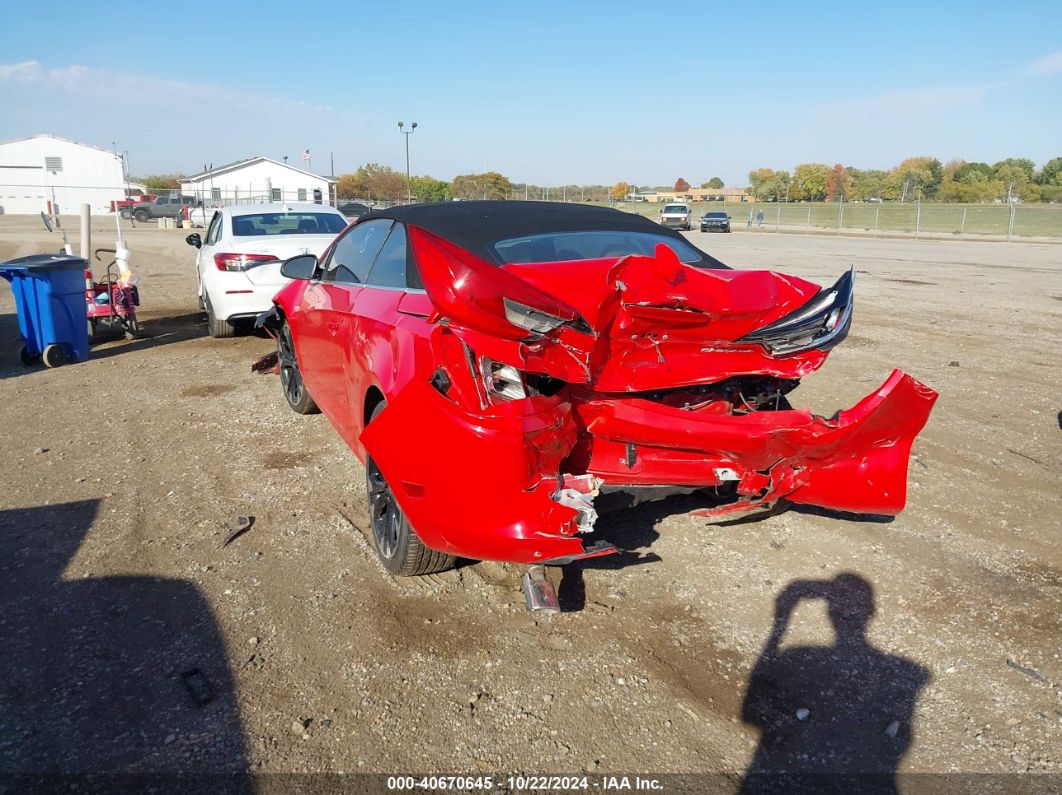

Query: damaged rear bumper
[360,384,616,565]
[360,370,937,565]
[576,369,938,518]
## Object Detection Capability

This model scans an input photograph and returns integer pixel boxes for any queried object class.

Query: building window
[44,156,63,172]
[297,188,307,201]
[271,188,282,201]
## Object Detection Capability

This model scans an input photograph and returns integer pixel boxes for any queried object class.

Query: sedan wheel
[277,321,318,414]
[367,458,402,560]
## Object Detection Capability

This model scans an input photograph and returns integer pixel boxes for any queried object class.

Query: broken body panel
[272,224,937,565]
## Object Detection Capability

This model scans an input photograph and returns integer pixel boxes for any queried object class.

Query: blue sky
[1,0,1060,186]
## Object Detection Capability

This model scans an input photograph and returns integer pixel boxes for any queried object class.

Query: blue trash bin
[0,254,90,367]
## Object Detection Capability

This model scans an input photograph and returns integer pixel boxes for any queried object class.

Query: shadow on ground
[0,311,208,376]
[0,500,249,789]
[738,573,929,794]
[83,312,208,362]
[557,491,900,612]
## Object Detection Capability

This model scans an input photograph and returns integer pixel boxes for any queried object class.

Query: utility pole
[398,122,417,204]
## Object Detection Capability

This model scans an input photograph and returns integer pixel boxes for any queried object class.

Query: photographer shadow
[740,574,929,794]
[0,500,249,788]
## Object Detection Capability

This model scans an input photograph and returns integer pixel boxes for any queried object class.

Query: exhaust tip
[522,565,560,614]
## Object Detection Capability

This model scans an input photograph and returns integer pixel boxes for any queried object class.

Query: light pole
[398,121,417,204]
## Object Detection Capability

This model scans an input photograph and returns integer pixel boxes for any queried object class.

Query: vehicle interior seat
[233,218,257,235]
[297,218,319,233]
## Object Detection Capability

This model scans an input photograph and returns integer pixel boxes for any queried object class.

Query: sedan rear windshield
[490,230,703,265]
[231,212,347,236]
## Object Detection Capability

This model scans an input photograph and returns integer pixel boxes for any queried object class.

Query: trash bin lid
[0,254,89,272]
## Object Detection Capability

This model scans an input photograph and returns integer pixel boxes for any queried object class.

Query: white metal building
[0,134,127,215]
[179,157,337,206]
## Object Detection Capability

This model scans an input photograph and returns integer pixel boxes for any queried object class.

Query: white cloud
[0,60,337,117]
[0,61,43,81]
[1026,51,1062,75]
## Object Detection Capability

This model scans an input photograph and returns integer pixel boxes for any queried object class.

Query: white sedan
[186,203,349,337]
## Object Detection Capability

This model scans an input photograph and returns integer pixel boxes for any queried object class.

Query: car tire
[119,208,132,220]
[133,210,149,222]
[365,402,456,577]
[277,320,319,415]
[205,295,235,338]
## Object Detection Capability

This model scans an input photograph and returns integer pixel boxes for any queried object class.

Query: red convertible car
[262,202,936,585]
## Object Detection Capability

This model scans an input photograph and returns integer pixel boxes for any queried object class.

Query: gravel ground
[0,215,1059,790]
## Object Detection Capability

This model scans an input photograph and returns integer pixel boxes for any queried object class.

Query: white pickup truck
[659,203,692,231]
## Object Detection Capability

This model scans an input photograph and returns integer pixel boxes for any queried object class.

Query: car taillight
[477,356,567,403]
[480,357,528,402]
[214,253,277,272]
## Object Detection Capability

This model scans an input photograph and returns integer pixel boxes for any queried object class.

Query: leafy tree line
[135,175,184,191]
[746,157,1062,203]
[137,166,731,204]
[337,164,642,203]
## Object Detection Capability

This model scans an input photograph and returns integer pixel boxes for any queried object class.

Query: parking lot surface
[1,216,1059,782]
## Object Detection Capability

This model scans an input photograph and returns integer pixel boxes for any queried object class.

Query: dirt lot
[0,215,1059,789]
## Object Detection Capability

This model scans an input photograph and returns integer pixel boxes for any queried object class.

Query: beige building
[646,187,751,203]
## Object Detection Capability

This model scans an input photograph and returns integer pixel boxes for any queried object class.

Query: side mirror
[40,211,54,233]
[186,233,202,248]
[280,254,317,280]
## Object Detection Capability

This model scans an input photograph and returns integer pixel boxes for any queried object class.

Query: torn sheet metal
[410,226,834,392]
[575,370,937,515]
[360,377,615,565]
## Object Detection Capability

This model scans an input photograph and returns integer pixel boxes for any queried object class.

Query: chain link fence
[3,181,1061,240]
[620,200,1062,241]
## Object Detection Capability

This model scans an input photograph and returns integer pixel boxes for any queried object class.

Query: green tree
[954,162,994,184]
[766,170,791,201]
[992,158,1035,183]
[339,163,406,201]
[849,169,887,201]
[792,163,829,201]
[994,163,1030,202]
[410,176,450,203]
[701,177,724,189]
[1037,157,1062,186]
[1041,184,1062,202]
[748,168,776,199]
[450,171,513,200]
[1019,182,1042,202]
[890,157,943,200]
[138,175,184,191]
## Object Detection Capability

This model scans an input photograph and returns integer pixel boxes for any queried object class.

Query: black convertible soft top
[358,201,727,269]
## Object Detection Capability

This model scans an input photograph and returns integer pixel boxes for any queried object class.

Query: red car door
[346,223,427,443]
[295,219,392,439]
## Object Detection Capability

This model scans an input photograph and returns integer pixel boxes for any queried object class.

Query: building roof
[180,156,336,184]
[0,133,121,156]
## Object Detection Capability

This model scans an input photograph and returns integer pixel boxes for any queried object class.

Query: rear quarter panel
[346,289,435,461]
